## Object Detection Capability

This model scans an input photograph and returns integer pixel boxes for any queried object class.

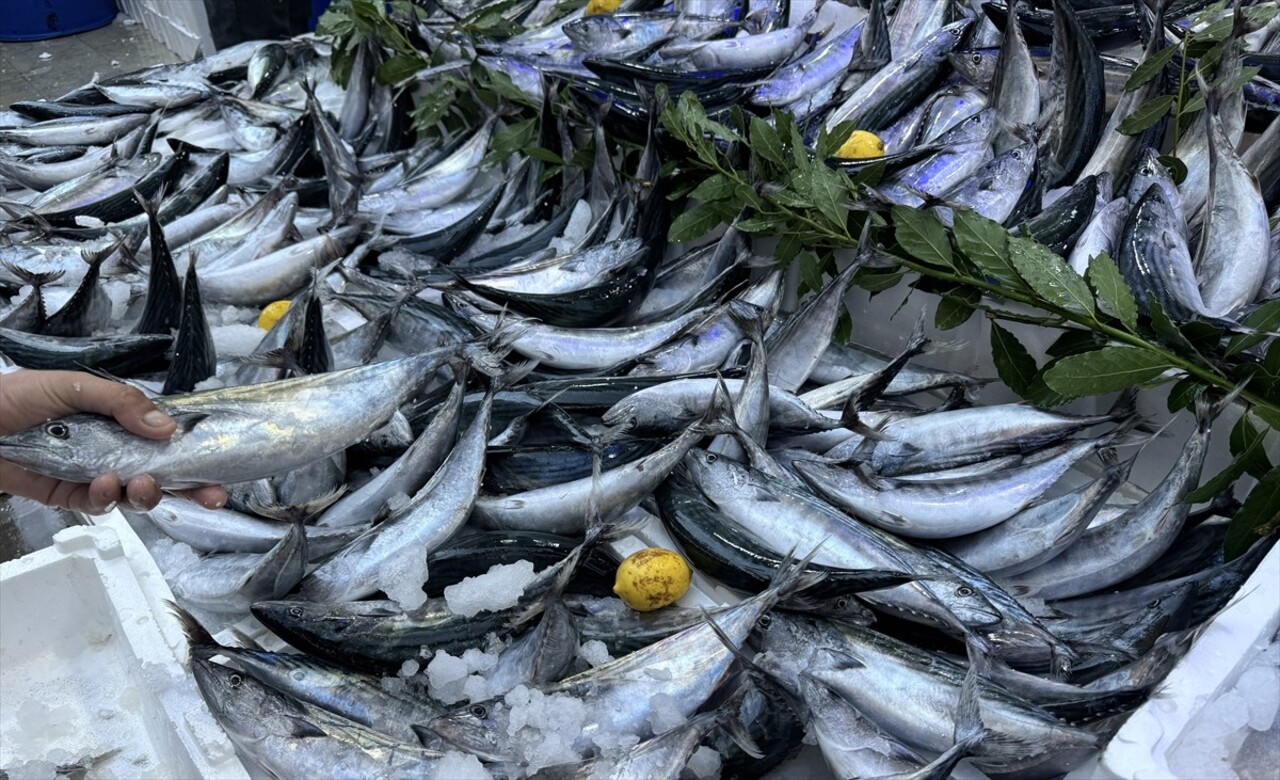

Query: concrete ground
[1,13,179,105]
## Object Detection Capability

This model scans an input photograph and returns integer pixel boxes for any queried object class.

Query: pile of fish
[0,0,1276,778]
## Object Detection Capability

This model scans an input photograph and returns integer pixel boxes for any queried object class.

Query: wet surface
[0,14,179,105]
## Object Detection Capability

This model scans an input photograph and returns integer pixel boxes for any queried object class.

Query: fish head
[0,413,140,483]
[929,581,1004,629]
[679,447,750,502]
[190,656,284,740]
[600,400,639,430]
[947,49,996,87]
[425,700,518,763]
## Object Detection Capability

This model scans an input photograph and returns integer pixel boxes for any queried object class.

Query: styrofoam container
[1092,542,1280,778]
[0,515,248,780]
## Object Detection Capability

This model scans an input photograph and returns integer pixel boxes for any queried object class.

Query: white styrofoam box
[0,516,249,780]
[118,0,214,59]
[1093,542,1280,779]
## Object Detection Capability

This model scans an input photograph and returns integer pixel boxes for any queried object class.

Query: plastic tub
[0,0,117,42]
[0,517,249,780]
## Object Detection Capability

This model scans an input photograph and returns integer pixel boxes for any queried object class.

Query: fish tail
[708,677,764,760]
[166,600,220,660]
[0,260,64,288]
[1194,381,1246,432]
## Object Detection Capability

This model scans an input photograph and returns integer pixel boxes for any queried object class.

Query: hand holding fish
[0,370,227,514]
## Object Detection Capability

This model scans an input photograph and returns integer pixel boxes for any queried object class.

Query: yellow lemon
[257,299,291,330]
[585,0,622,14]
[613,548,693,612]
[834,129,885,160]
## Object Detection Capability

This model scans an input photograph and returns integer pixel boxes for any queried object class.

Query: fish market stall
[1,0,1279,778]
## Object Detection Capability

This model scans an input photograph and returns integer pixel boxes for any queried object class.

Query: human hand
[0,370,227,514]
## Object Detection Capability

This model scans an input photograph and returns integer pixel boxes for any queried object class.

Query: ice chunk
[102,280,132,321]
[1240,663,1279,732]
[147,537,200,579]
[686,745,722,779]
[430,752,491,780]
[462,647,499,674]
[501,685,590,772]
[548,199,593,255]
[647,692,687,735]
[578,640,613,668]
[462,674,491,704]
[426,651,470,705]
[399,660,421,678]
[385,492,412,515]
[443,560,538,618]
[210,324,268,358]
[376,546,429,611]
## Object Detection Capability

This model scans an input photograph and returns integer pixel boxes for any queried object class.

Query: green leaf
[689,173,736,203]
[935,288,980,330]
[1117,94,1175,136]
[1224,465,1280,560]
[1226,299,1280,356]
[750,117,786,166]
[1086,252,1138,331]
[375,52,429,85]
[669,202,724,243]
[525,147,565,165]
[1042,347,1174,397]
[798,252,826,294]
[776,232,803,264]
[488,118,537,161]
[1230,413,1275,478]
[1047,329,1107,359]
[854,267,906,294]
[953,209,1022,289]
[736,215,784,234]
[804,165,853,236]
[1254,406,1280,433]
[1024,363,1073,407]
[1124,45,1178,91]
[1166,377,1203,413]
[1186,416,1273,503]
[990,322,1038,395]
[892,206,953,269]
[1007,236,1095,316]
[1147,301,1205,362]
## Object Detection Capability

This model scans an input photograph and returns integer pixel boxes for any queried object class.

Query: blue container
[0,0,117,42]
[309,0,332,31]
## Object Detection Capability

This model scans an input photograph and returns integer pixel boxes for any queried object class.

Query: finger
[37,372,176,440]
[125,474,163,511]
[0,459,122,514]
[177,485,228,510]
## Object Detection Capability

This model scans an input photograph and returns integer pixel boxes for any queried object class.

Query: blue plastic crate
[0,0,117,42]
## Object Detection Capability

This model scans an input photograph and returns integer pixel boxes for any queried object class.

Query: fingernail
[142,411,169,429]
[208,497,225,509]
[102,501,118,514]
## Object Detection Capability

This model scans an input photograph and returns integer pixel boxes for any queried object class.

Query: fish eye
[289,606,304,618]
[705,453,718,463]
[836,597,851,610]
[45,422,69,440]
[228,673,243,687]
[469,704,489,719]
[971,53,982,64]
[758,613,772,628]
[955,586,974,598]
[1148,599,1161,609]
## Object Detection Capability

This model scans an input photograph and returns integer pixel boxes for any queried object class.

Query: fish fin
[285,715,329,739]
[158,410,212,434]
[410,723,438,749]
[0,260,64,288]
[249,485,347,523]
[228,627,264,651]
[839,403,892,442]
[165,600,220,659]
[821,647,867,671]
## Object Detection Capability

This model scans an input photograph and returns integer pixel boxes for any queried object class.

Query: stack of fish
[0,0,1276,778]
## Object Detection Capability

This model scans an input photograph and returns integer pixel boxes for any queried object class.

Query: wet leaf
[1086,252,1138,331]
[1042,347,1173,396]
[1224,465,1280,560]
[892,206,953,269]
[1117,94,1174,136]
[990,322,1038,395]
[1008,236,1095,316]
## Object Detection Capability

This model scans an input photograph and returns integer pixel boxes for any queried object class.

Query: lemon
[833,129,885,160]
[257,300,291,330]
[613,548,693,612]
[585,0,622,15]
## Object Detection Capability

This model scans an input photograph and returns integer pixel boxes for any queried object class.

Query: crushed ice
[443,560,538,618]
